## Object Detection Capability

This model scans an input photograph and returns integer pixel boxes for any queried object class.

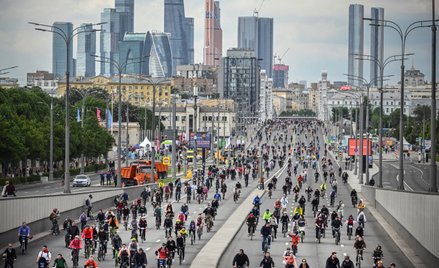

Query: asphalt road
[221,125,413,268]
[6,125,293,268]
[373,160,438,192]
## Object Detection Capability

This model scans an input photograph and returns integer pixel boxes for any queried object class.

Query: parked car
[72,175,91,187]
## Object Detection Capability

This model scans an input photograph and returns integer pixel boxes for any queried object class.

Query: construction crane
[254,0,265,17]
[275,48,290,64]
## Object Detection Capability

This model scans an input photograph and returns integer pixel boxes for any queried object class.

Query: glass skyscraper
[185,18,195,65]
[164,0,189,75]
[348,4,364,86]
[238,16,273,77]
[52,22,73,79]
[100,8,121,76]
[115,0,134,34]
[370,7,384,87]
[77,23,96,78]
[204,0,223,66]
[118,31,173,78]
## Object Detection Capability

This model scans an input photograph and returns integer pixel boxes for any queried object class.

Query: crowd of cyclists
[4,120,399,268]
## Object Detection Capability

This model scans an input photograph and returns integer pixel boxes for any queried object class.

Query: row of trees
[0,87,158,178]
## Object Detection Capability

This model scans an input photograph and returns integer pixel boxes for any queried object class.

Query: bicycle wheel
[179,248,183,265]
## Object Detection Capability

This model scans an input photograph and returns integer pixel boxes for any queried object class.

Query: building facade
[404,65,425,87]
[185,18,195,65]
[259,70,273,120]
[57,76,172,107]
[348,4,364,86]
[164,0,190,75]
[100,8,121,76]
[204,0,223,66]
[115,0,134,34]
[27,71,54,86]
[77,23,96,78]
[219,48,260,121]
[238,16,273,77]
[272,64,289,88]
[52,22,74,79]
[370,7,384,87]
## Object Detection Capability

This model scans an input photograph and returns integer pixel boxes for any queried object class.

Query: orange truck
[121,160,168,186]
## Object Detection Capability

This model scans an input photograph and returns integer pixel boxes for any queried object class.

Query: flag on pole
[96,108,101,122]
[77,108,81,122]
[106,109,113,129]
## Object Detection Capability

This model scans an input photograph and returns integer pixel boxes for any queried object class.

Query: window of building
[222,116,227,122]
[182,116,186,122]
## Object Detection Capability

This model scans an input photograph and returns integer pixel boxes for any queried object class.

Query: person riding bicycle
[350,189,358,206]
[232,249,250,268]
[36,245,52,268]
[292,184,300,195]
[320,183,327,194]
[355,225,364,238]
[372,244,384,265]
[68,235,83,257]
[340,255,354,268]
[246,213,257,235]
[2,243,16,268]
[269,215,279,239]
[284,252,297,268]
[253,195,261,209]
[97,228,107,254]
[203,203,215,221]
[262,209,272,223]
[280,195,288,210]
[118,244,130,266]
[297,215,306,234]
[260,222,272,252]
[132,248,147,268]
[189,220,196,237]
[293,205,303,217]
[274,199,281,210]
[331,216,342,238]
[83,255,98,268]
[129,238,138,262]
[82,225,94,251]
[17,221,30,252]
[315,216,324,240]
[357,211,366,227]
[155,243,169,266]
[49,208,60,231]
[353,236,367,260]
[176,233,185,260]
[52,254,67,268]
[111,233,122,259]
[288,231,301,253]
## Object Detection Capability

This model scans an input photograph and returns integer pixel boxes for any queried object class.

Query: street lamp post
[430,0,438,192]
[30,21,103,193]
[0,66,18,76]
[354,53,410,187]
[92,54,147,187]
[364,16,438,190]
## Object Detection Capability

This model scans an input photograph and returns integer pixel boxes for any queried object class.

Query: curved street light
[30,21,103,193]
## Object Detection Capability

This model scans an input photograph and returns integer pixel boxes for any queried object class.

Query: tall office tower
[115,0,134,34]
[52,22,74,79]
[348,4,364,86]
[119,32,173,78]
[204,0,223,66]
[219,48,260,121]
[100,8,121,76]
[164,0,189,75]
[238,16,273,77]
[77,23,96,78]
[370,7,384,87]
[185,18,195,64]
[272,64,289,88]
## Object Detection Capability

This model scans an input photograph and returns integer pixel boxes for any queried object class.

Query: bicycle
[177,246,185,265]
[262,235,271,253]
[316,227,322,243]
[248,224,256,240]
[186,193,191,204]
[233,191,240,203]
[156,216,161,230]
[140,227,146,243]
[356,249,364,268]
[165,226,173,238]
[71,248,79,268]
[299,228,305,243]
[206,217,213,233]
[19,235,27,255]
[190,229,196,245]
[84,239,93,259]
[97,241,106,261]
[120,256,130,268]
[330,194,335,207]
[64,234,72,248]
[51,220,60,236]
[268,189,272,199]
[352,195,358,208]
[334,227,340,245]
[123,218,129,231]
[197,225,203,240]
[197,194,202,204]
[282,222,288,237]
[347,224,353,240]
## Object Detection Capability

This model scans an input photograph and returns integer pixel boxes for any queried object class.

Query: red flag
[97,108,101,122]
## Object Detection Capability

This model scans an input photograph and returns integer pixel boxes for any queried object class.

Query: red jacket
[82,227,93,239]
[69,239,82,249]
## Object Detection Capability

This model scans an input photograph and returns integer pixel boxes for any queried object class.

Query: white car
[72,175,91,187]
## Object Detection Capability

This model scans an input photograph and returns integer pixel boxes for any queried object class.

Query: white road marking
[156,239,161,243]
[146,247,151,251]
[396,174,414,191]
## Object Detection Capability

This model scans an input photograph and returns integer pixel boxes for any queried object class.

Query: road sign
[162,157,170,166]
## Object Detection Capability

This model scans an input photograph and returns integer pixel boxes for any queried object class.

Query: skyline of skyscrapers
[100,8,121,76]
[204,0,222,66]
[52,22,74,79]
[370,7,384,87]
[119,32,149,75]
[77,23,96,78]
[238,15,274,77]
[348,4,364,87]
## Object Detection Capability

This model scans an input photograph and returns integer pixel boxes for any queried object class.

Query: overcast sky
[0,0,437,85]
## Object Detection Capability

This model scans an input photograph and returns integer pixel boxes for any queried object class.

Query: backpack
[80,214,87,222]
[85,199,90,207]
[359,214,364,223]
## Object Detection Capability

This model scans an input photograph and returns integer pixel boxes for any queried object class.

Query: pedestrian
[2,243,16,268]
[2,181,16,197]
[325,252,340,268]
[100,173,105,186]
[232,249,249,268]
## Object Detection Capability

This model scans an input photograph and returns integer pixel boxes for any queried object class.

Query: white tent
[139,137,153,150]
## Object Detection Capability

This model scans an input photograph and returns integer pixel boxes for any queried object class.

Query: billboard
[348,138,372,156]
[189,132,212,149]
[340,85,352,91]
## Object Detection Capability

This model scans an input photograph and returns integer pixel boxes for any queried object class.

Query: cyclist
[17,222,30,253]
[36,245,52,268]
[355,225,364,238]
[320,183,327,196]
[68,235,83,258]
[288,231,301,254]
[176,233,185,262]
[139,216,147,240]
[357,199,366,212]
[269,215,279,239]
[180,203,189,221]
[325,252,340,268]
[298,258,310,268]
[49,208,60,234]
[188,220,196,240]
[203,203,215,227]
[353,236,367,260]
[260,222,272,252]
[262,209,272,223]
[52,254,67,268]
[350,189,358,207]
[259,252,275,268]
[357,211,366,228]
[293,205,303,217]
[97,227,107,255]
[132,248,147,268]
[179,226,188,243]
[2,243,16,268]
[155,243,169,267]
[118,244,130,267]
[331,216,342,238]
[246,213,257,236]
[284,252,297,268]
[232,249,250,268]
[129,238,138,263]
[280,194,288,211]
[345,215,355,236]
[253,195,261,210]
[111,233,122,259]
[340,255,354,268]
[165,236,176,260]
[297,215,306,235]
[83,255,98,268]
[372,245,384,266]
[315,216,324,241]
[81,225,94,255]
